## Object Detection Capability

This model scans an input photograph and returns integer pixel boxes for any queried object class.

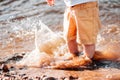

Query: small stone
[19,67,24,70]
[19,73,26,77]
[9,71,17,75]
[29,78,33,80]
[22,53,25,56]
[1,64,9,72]
[69,76,78,79]
[43,77,57,80]
[60,77,66,80]
[41,75,47,79]
[36,76,41,80]
[19,66,27,70]
[64,78,69,80]
[10,76,16,80]
[4,73,11,77]
[23,76,28,79]
[10,66,15,69]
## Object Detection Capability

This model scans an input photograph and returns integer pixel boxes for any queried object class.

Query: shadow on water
[94,60,120,69]
[53,60,120,71]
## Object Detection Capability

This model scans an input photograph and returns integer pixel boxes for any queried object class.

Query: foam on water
[16,18,120,69]
[17,19,67,68]
[0,16,120,69]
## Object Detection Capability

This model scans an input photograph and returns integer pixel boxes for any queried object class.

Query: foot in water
[78,55,92,66]
[50,55,92,69]
[51,52,92,69]
[57,52,80,60]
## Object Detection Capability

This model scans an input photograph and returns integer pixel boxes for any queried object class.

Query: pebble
[19,73,26,77]
[36,76,41,80]
[69,76,78,79]
[4,73,11,77]
[1,64,9,72]
[59,77,66,80]
[64,78,69,80]
[29,78,34,80]
[10,66,16,71]
[43,77,57,80]
[23,76,28,79]
[41,75,47,79]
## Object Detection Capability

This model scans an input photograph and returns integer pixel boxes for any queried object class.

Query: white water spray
[17,20,66,67]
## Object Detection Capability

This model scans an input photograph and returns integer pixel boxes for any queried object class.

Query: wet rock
[19,66,27,70]
[19,73,26,77]
[19,67,24,70]
[29,78,34,80]
[36,76,41,80]
[69,76,78,80]
[19,74,28,79]
[22,53,26,56]
[41,75,47,79]
[10,66,16,71]
[43,77,57,80]
[9,71,17,75]
[1,64,9,72]
[64,78,69,80]
[59,77,66,80]
[4,73,11,77]
[10,76,16,80]
[23,76,28,79]
[9,55,23,61]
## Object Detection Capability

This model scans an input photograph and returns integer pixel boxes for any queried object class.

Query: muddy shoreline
[0,65,120,80]
[0,53,120,80]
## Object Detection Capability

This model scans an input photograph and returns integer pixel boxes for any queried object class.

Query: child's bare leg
[82,44,95,59]
[59,39,79,60]
[67,39,79,56]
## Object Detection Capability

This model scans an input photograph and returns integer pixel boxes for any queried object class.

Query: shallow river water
[0,0,120,80]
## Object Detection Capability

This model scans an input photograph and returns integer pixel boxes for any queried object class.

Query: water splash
[17,19,67,68]
[17,22,120,69]
[1,17,120,69]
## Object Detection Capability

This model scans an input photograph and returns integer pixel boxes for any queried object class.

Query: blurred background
[0,0,119,29]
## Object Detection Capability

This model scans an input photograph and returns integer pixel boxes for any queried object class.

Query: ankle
[69,51,79,56]
[82,54,91,60]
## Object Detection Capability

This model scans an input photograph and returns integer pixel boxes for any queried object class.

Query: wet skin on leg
[82,44,95,59]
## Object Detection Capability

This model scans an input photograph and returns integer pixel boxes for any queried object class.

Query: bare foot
[57,53,79,60]
[79,55,92,65]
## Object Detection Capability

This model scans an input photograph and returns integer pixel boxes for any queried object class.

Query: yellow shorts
[63,1,101,45]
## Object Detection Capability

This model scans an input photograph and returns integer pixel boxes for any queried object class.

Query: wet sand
[0,62,120,80]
